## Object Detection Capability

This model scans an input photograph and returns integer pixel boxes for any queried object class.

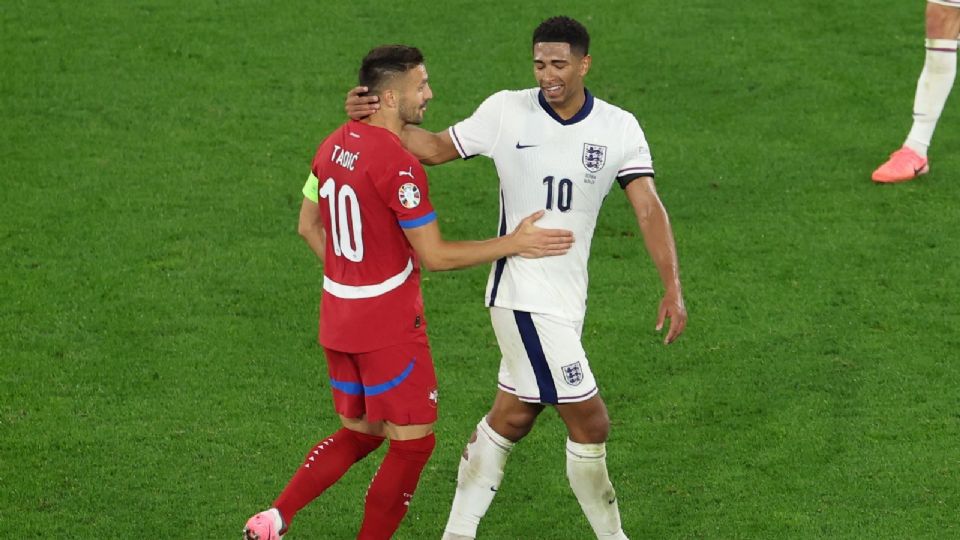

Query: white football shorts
[929,0,960,7]
[490,306,599,404]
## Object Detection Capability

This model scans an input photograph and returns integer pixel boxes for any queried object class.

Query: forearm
[400,125,459,165]
[625,178,681,292]
[300,227,326,263]
[637,204,681,292]
[423,236,516,272]
[297,198,325,262]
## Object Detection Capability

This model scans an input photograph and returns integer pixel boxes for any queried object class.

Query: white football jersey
[450,88,654,321]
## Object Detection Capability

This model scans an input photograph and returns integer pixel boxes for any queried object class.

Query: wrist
[507,230,521,256]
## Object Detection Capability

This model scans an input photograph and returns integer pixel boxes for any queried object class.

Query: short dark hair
[532,16,590,56]
[358,45,424,95]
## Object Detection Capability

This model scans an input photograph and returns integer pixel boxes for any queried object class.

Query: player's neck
[549,87,586,120]
[361,112,404,138]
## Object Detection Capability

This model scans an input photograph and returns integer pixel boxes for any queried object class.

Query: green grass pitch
[2,1,959,538]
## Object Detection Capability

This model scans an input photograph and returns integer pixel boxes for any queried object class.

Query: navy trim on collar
[537,88,594,125]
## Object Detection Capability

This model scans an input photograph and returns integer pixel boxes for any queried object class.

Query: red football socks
[273,428,384,530]
[357,433,436,540]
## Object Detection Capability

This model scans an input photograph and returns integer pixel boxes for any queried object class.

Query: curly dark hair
[532,16,590,55]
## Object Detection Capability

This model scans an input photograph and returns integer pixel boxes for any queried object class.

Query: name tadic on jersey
[330,143,360,171]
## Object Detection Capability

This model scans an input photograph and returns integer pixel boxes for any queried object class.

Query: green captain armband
[302,173,319,203]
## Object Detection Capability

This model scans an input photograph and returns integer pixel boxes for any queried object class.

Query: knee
[382,434,436,478]
[506,411,537,436]
[568,409,610,444]
[926,4,960,38]
[487,410,536,442]
[383,421,434,442]
[340,415,386,438]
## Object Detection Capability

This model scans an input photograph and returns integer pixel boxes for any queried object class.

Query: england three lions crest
[582,143,607,173]
[562,362,584,386]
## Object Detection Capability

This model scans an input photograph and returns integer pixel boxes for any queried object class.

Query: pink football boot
[872,146,929,183]
[243,508,284,540]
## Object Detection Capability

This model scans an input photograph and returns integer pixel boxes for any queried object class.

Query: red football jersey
[310,120,436,353]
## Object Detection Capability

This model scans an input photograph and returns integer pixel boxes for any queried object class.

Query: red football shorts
[323,341,438,425]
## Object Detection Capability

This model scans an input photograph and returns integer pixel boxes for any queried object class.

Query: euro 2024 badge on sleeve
[398,175,421,209]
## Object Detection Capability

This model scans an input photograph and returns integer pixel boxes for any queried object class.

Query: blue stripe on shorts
[513,311,558,404]
[329,358,416,397]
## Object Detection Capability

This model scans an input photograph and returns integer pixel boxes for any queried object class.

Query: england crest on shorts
[582,143,606,173]
[561,362,584,386]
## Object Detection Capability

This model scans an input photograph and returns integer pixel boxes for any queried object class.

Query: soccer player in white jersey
[347,16,687,539]
[873,1,960,183]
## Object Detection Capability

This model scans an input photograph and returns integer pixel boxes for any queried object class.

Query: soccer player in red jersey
[242,45,574,540]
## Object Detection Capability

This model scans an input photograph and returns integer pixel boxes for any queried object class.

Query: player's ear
[381,87,398,109]
[579,54,592,77]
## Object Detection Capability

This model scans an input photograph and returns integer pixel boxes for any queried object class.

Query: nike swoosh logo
[608,497,616,505]
[490,486,498,492]
[515,142,538,149]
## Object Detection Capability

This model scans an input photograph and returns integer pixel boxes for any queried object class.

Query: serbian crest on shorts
[398,182,421,209]
[561,362,584,386]
[582,143,606,173]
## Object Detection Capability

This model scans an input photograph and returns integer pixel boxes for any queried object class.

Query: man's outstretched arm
[403,210,574,272]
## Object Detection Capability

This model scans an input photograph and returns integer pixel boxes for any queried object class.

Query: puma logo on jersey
[399,166,415,178]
